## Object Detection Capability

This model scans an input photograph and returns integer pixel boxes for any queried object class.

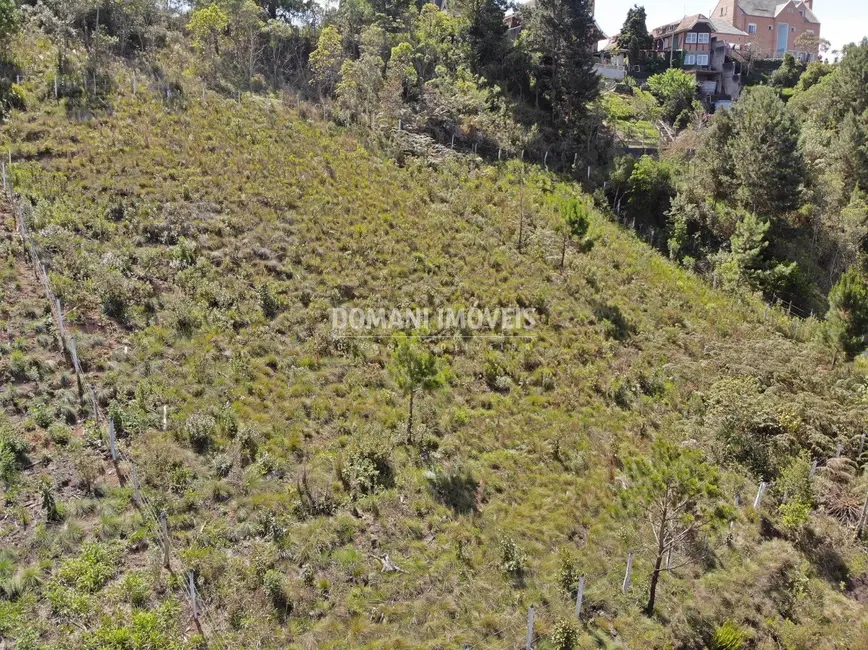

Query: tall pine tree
[522,0,600,129]
[727,86,803,215]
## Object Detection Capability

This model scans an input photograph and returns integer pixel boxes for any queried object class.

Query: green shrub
[30,403,52,429]
[57,542,121,593]
[184,412,217,453]
[262,569,292,614]
[0,429,28,487]
[497,536,526,579]
[118,571,150,608]
[550,618,578,650]
[710,620,746,650]
[339,439,394,496]
[258,284,281,319]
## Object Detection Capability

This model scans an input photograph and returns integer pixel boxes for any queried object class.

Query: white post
[108,417,117,462]
[162,405,167,432]
[451,134,455,149]
[54,76,59,99]
[810,459,818,478]
[498,148,501,161]
[622,551,633,593]
[575,575,585,618]
[160,511,171,568]
[133,74,137,95]
[525,605,535,650]
[573,152,578,168]
[543,151,549,169]
[398,119,402,131]
[70,336,81,375]
[587,165,591,180]
[754,481,767,509]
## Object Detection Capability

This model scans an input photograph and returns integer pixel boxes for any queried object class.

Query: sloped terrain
[1,82,868,650]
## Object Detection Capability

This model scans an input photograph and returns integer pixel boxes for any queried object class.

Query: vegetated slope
[1,83,868,650]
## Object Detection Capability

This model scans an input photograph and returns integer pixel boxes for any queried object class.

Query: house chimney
[804,0,813,8]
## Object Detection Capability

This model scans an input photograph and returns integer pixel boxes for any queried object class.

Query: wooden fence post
[162,405,168,432]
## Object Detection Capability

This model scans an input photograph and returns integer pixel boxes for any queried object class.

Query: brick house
[709,0,821,60]
[651,15,748,98]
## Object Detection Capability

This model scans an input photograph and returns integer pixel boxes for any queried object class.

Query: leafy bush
[550,619,578,650]
[56,542,121,593]
[339,440,394,496]
[0,428,28,487]
[497,536,526,579]
[262,569,291,614]
[184,412,217,453]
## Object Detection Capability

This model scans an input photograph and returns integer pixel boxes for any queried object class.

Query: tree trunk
[645,551,663,616]
[406,390,415,444]
[646,495,669,616]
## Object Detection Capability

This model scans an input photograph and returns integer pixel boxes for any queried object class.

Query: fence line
[5,176,227,649]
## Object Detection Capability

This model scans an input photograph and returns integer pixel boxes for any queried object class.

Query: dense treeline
[4,0,608,162]
[606,39,868,361]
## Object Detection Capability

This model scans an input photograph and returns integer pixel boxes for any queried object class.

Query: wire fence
[4,166,228,650]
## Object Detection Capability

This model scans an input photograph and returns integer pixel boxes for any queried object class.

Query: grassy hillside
[2,72,868,650]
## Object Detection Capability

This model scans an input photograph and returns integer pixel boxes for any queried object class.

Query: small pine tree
[620,438,732,616]
[557,198,590,269]
[390,334,448,443]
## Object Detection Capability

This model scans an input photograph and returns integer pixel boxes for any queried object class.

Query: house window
[791,27,796,32]
[686,32,698,44]
[697,54,710,65]
[685,54,697,65]
[720,6,727,16]
[748,23,757,34]
[698,33,710,44]
[769,25,774,30]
